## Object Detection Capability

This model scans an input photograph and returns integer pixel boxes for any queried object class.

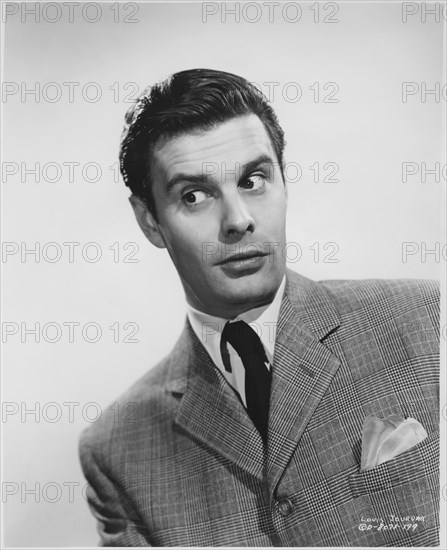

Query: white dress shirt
[187,276,286,407]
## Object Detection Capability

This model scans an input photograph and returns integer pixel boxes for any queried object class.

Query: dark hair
[119,68,286,219]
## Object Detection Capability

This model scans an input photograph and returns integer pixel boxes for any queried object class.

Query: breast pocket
[348,431,439,498]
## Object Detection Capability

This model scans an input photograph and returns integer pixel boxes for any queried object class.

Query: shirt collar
[186,276,286,369]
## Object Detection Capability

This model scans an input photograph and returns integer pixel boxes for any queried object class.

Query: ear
[128,195,166,249]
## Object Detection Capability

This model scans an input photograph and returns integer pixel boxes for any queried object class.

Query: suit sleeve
[79,429,152,547]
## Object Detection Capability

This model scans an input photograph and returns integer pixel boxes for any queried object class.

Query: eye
[240,174,265,191]
[182,189,208,206]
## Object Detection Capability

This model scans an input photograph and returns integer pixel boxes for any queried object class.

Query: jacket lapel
[267,270,341,497]
[168,269,342,488]
[171,322,266,482]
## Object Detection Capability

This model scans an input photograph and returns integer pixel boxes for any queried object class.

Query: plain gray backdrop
[2,1,446,547]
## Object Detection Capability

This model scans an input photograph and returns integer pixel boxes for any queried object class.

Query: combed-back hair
[119,68,286,219]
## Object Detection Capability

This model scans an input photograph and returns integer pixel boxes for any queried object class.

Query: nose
[221,193,255,239]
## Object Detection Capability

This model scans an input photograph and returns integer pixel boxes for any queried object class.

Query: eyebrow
[166,154,276,193]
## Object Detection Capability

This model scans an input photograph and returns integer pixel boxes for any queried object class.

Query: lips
[216,250,268,265]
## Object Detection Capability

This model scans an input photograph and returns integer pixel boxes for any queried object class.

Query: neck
[188,296,276,320]
[186,278,285,320]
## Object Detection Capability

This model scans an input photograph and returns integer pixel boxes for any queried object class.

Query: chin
[222,274,280,306]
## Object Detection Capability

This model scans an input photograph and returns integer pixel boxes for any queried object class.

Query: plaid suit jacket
[79,269,440,547]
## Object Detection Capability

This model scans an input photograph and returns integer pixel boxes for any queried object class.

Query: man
[79,69,440,547]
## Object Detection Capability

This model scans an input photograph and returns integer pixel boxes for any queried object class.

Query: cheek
[164,224,207,264]
[260,196,287,232]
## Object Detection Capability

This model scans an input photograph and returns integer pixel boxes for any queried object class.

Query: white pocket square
[360,414,427,471]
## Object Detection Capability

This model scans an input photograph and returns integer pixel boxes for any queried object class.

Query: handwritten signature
[358,515,425,532]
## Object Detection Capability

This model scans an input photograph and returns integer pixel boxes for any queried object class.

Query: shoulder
[286,269,439,322]
[318,277,440,346]
[285,269,439,340]
[320,277,439,314]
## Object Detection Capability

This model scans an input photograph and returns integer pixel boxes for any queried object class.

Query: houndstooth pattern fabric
[79,269,440,546]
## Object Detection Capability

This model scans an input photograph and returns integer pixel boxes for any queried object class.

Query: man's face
[142,114,287,318]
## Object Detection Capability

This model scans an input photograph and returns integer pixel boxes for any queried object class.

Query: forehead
[151,114,275,183]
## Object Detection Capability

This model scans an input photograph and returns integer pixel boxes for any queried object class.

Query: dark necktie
[221,320,271,443]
